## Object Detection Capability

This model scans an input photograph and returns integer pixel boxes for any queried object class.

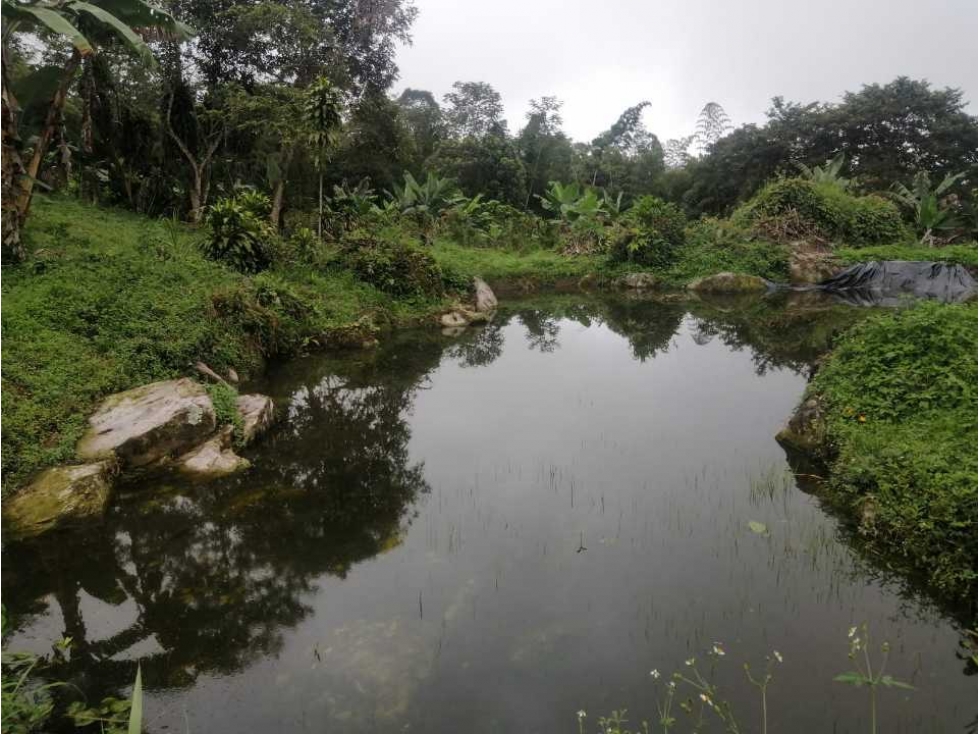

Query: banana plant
[795,153,851,190]
[1,0,191,261]
[386,171,457,242]
[890,171,965,246]
[536,180,607,224]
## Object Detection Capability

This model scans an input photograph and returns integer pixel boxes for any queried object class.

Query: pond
[3,292,974,733]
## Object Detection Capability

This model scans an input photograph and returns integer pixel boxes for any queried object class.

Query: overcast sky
[394,0,978,143]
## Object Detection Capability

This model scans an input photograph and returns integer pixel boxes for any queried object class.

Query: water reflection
[2,291,971,733]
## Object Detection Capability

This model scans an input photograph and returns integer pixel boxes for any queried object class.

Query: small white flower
[848,626,857,639]
[577,710,587,720]
[699,693,713,708]
[668,681,676,690]
[650,669,660,680]
[711,643,726,657]
[685,658,695,667]
[773,650,783,664]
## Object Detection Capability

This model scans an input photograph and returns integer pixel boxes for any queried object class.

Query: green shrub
[205,382,244,441]
[202,197,273,273]
[667,218,790,283]
[733,178,908,246]
[607,196,686,267]
[234,190,272,219]
[811,301,978,601]
[441,198,552,250]
[341,232,445,298]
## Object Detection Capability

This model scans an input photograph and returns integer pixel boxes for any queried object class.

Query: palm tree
[302,77,344,239]
[1,0,191,263]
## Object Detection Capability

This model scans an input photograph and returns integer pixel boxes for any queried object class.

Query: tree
[694,101,732,156]
[303,76,344,238]
[442,81,504,139]
[1,0,189,261]
[335,91,414,192]
[664,136,695,169]
[517,96,572,208]
[428,128,527,206]
[575,102,664,199]
[397,88,443,172]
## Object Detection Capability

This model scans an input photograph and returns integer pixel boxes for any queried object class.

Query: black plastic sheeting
[815,260,978,306]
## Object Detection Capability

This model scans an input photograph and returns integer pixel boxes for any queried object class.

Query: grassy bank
[1,197,452,491]
[834,243,978,267]
[805,301,977,604]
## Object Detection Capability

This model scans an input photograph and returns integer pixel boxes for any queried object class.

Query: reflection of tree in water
[1,341,441,705]
[518,311,562,353]
[686,292,867,376]
[600,298,685,361]
[446,319,507,367]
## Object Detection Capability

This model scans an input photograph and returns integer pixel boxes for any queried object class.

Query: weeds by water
[579,626,909,734]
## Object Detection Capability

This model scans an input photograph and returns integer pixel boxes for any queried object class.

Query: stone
[3,461,114,539]
[473,277,498,312]
[177,425,250,478]
[440,311,468,328]
[617,272,660,290]
[775,397,828,456]
[788,239,842,284]
[235,394,275,445]
[687,272,769,294]
[77,378,216,468]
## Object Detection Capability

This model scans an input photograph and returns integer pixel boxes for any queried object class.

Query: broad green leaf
[128,664,143,734]
[69,1,154,64]
[748,520,768,535]
[6,4,94,55]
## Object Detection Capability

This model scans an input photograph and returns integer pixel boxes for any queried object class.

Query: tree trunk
[15,50,82,222]
[269,146,294,230]
[317,173,324,239]
[1,44,25,264]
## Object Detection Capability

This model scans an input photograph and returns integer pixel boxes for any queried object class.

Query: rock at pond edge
[76,378,216,468]
[236,394,275,446]
[2,461,115,539]
[177,425,250,478]
[473,277,498,312]
[687,272,769,294]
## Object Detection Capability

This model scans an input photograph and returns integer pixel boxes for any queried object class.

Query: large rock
[473,277,498,312]
[775,396,828,456]
[687,272,769,294]
[177,426,249,478]
[236,394,275,445]
[788,240,842,284]
[3,461,114,539]
[77,378,216,468]
[616,272,661,290]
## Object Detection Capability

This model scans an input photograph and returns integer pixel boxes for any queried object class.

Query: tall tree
[518,96,572,207]
[694,101,732,156]
[442,81,504,139]
[303,76,344,238]
[397,88,443,172]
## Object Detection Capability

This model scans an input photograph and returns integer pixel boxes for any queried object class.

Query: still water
[3,293,974,733]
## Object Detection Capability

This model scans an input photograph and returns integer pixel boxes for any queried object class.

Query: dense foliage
[810,302,978,602]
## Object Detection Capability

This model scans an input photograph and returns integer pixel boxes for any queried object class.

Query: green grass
[809,301,978,603]
[431,238,605,284]
[1,197,446,491]
[834,242,978,267]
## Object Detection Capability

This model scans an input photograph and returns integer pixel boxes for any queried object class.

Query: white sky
[394,0,979,143]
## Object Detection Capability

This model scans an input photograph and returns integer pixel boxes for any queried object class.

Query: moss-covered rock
[2,461,114,539]
[687,272,769,293]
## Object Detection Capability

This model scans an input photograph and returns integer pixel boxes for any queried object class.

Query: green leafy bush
[607,195,686,267]
[733,178,908,246]
[811,301,978,601]
[667,218,790,283]
[202,196,273,273]
[341,232,445,298]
